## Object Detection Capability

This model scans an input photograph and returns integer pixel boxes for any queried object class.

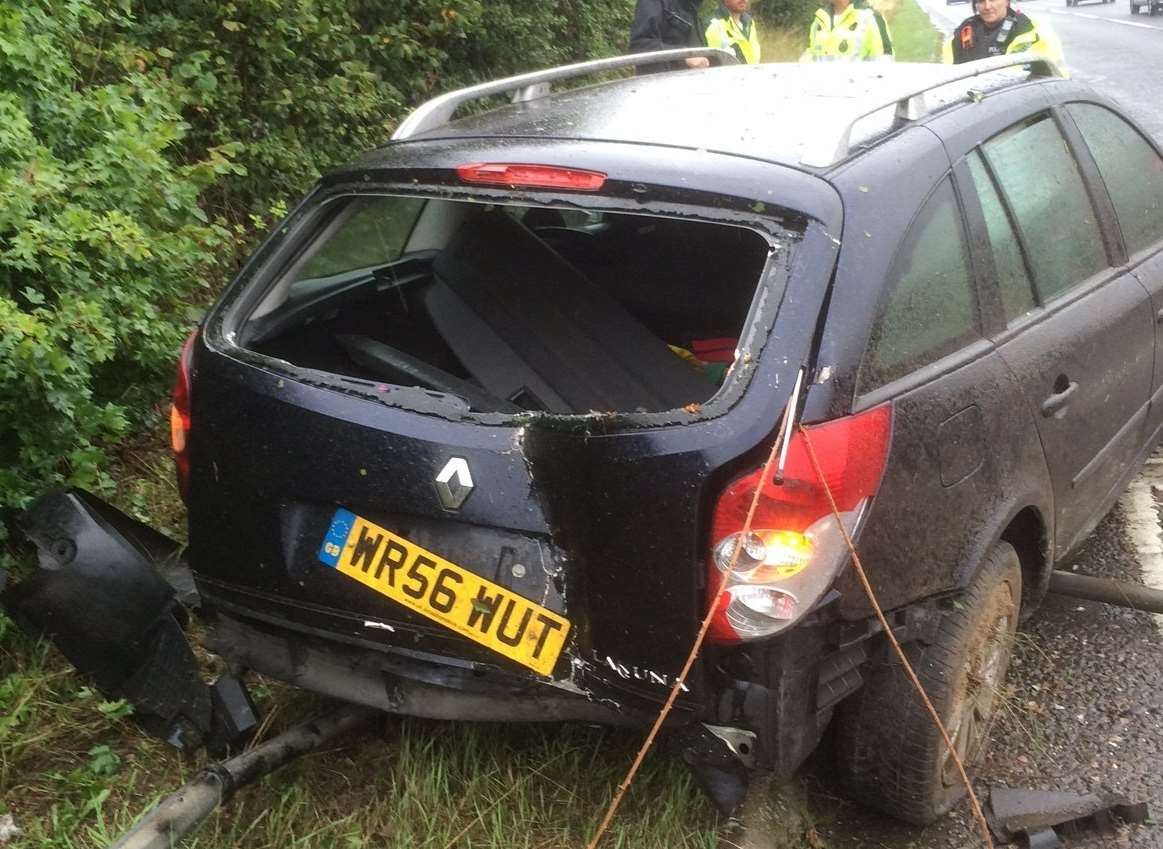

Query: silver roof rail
[392,48,738,141]
[801,53,1067,168]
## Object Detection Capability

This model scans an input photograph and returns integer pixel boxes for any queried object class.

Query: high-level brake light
[457,163,607,191]
[707,403,892,643]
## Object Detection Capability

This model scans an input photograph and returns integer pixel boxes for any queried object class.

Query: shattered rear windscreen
[240,194,787,417]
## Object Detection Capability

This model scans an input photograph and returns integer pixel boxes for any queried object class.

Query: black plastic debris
[987,785,1151,846]
[672,724,751,814]
[207,674,261,757]
[2,490,211,748]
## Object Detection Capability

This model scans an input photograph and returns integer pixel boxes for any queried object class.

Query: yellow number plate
[318,509,570,676]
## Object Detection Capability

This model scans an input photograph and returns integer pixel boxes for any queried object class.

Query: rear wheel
[834,541,1021,824]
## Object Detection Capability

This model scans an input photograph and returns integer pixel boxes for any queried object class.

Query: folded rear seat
[425,211,709,414]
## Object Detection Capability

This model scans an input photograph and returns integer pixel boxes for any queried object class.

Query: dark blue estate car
[17,49,1163,826]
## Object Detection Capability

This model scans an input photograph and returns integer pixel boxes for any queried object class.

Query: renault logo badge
[435,457,474,511]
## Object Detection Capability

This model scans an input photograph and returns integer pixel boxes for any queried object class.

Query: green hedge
[0,1,238,531]
[0,0,634,534]
[751,0,820,30]
[133,0,634,219]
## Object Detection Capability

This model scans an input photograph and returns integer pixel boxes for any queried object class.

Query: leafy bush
[134,0,635,219]
[751,0,820,29]
[0,1,238,524]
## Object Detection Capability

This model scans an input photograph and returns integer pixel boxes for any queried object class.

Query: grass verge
[760,0,943,63]
[0,606,721,848]
[878,0,946,62]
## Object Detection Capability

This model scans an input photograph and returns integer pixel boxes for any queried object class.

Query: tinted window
[864,179,979,389]
[966,152,1037,323]
[983,116,1107,301]
[1068,103,1163,256]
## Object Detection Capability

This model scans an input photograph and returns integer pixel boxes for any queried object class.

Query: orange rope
[583,405,790,849]
[799,424,994,849]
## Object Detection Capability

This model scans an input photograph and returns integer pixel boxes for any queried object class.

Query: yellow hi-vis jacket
[705,10,762,64]
[941,10,1065,72]
[802,1,894,61]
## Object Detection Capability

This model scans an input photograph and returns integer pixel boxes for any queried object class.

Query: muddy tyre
[834,541,1021,824]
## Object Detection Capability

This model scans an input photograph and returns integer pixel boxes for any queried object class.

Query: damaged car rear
[182,66,854,810]
[190,154,838,756]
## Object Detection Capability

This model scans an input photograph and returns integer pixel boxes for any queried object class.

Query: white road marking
[1118,462,1163,637]
[1039,7,1163,28]
[1107,18,1162,28]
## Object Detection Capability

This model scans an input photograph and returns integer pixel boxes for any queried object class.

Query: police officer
[803,0,894,61]
[943,0,1064,66]
[706,0,762,65]
[630,0,711,69]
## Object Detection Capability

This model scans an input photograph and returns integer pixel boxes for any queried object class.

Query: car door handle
[1156,304,1163,324]
[1041,380,1078,418]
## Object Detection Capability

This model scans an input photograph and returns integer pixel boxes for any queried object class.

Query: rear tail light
[171,329,198,499]
[457,163,607,191]
[707,403,892,643]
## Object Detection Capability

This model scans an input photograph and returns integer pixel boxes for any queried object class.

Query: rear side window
[983,116,1107,301]
[863,179,979,389]
[297,196,426,281]
[1067,102,1163,257]
[966,152,1036,324]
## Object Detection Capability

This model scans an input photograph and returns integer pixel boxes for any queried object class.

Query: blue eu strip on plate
[318,508,356,568]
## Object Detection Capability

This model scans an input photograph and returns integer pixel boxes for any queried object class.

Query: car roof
[395,59,1067,171]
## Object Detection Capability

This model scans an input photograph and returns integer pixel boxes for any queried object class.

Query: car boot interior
[244,200,772,415]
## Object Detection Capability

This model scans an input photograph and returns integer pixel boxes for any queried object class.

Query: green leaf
[86,745,120,777]
[97,699,134,721]
[19,287,45,305]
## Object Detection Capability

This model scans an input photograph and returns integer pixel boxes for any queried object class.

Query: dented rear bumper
[194,584,870,811]
[4,490,875,814]
[202,608,642,726]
